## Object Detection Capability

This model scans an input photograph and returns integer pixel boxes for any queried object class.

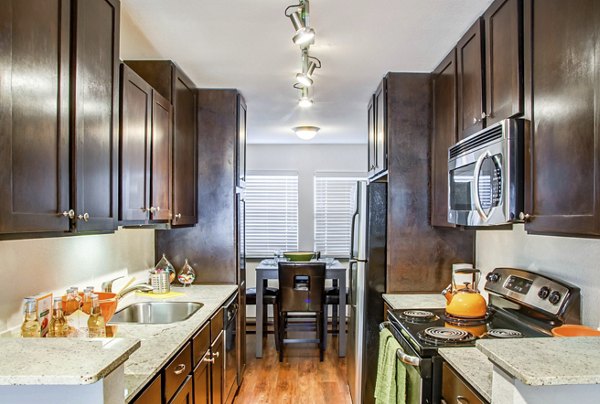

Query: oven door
[380,322,436,404]
[448,141,505,226]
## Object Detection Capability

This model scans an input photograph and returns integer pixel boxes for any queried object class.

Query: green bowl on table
[283,251,316,261]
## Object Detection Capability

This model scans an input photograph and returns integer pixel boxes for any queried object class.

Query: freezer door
[351,181,368,262]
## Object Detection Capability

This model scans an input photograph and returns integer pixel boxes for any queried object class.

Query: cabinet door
[374,79,387,176]
[172,68,197,226]
[431,50,458,228]
[367,96,376,175]
[485,0,523,126]
[169,376,193,404]
[237,95,247,188]
[0,0,71,234]
[457,18,486,139]
[211,331,225,404]
[120,64,152,222]
[193,351,211,404]
[525,0,600,235]
[150,90,173,221]
[71,0,119,232]
[132,374,162,404]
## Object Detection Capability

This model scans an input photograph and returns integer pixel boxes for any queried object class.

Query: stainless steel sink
[109,302,203,324]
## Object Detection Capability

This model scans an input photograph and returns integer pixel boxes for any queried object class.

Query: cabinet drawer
[210,309,224,343]
[193,321,211,367]
[132,374,162,404]
[442,362,486,404]
[164,342,192,402]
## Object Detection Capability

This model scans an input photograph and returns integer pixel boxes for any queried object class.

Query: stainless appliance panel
[223,294,238,400]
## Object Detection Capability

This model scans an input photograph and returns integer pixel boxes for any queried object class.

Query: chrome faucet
[102,276,125,293]
[117,283,154,299]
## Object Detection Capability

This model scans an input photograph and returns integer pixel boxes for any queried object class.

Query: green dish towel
[374,327,407,404]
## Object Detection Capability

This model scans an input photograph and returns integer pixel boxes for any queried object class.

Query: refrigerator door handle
[349,210,359,260]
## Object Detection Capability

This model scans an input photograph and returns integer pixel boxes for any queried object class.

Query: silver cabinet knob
[519,212,532,221]
[155,206,160,212]
[481,112,488,119]
[173,363,186,375]
[59,209,75,219]
[77,212,89,222]
[141,207,149,213]
[473,117,478,124]
[212,351,220,358]
[457,397,470,404]
[149,206,160,213]
[175,213,182,220]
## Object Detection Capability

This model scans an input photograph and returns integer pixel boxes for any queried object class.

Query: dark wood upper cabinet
[71,0,120,232]
[457,18,486,139]
[120,65,152,223]
[484,0,523,126]
[367,96,376,175]
[0,0,71,234]
[150,90,173,221]
[119,65,173,224]
[524,0,600,236]
[374,79,388,177]
[431,50,458,228]
[124,60,198,226]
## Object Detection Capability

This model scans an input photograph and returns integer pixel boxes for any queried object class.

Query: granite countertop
[382,293,446,310]
[0,338,140,385]
[477,337,600,386]
[439,347,493,402]
[115,284,237,402]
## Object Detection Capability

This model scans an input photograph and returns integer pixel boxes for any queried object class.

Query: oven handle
[473,151,491,222]
[379,321,421,367]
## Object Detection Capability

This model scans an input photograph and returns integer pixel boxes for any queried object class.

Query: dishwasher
[223,293,239,401]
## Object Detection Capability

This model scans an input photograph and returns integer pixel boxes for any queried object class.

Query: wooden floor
[234,329,352,404]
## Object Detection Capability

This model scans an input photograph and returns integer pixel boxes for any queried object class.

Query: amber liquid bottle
[48,297,69,337]
[87,294,106,338]
[21,298,40,338]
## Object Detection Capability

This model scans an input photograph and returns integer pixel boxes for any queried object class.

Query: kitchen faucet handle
[102,276,125,292]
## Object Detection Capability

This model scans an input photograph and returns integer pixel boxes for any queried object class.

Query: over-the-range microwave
[448,118,528,226]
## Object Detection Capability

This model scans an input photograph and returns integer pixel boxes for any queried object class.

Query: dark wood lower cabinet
[169,376,193,404]
[132,374,162,404]
[193,351,211,404]
[211,331,225,404]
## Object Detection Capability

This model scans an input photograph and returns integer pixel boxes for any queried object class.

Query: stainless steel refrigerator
[347,180,387,403]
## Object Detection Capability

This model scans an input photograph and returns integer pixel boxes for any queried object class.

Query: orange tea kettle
[442,268,488,318]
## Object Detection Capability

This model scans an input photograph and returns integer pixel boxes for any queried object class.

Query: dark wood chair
[277,262,326,362]
[246,286,280,351]
[324,284,349,335]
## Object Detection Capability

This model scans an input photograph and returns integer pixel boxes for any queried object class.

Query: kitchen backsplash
[0,228,155,332]
[476,224,600,328]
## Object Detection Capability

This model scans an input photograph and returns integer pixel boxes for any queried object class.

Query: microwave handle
[473,151,491,222]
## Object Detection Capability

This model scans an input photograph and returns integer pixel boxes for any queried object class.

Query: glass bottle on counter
[64,287,80,316]
[87,294,106,338]
[21,298,40,338]
[82,287,94,314]
[48,297,69,338]
[177,259,196,286]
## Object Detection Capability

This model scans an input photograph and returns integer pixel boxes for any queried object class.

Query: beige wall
[120,5,162,59]
[0,229,155,332]
[476,225,600,328]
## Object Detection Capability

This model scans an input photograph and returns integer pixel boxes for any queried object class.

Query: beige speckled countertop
[0,338,140,385]
[439,347,492,402]
[382,293,446,310]
[476,337,600,386]
[115,284,237,402]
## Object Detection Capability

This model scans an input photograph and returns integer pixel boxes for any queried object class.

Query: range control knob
[538,286,551,300]
[549,291,562,305]
[486,273,501,283]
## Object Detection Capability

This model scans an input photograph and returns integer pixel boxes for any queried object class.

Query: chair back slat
[278,262,325,312]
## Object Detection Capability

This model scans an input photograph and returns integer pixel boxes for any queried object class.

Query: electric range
[380,267,581,404]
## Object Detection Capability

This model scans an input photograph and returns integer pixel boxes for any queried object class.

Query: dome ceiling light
[292,126,320,141]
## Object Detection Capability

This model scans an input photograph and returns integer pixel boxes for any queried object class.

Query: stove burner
[418,327,476,345]
[442,311,492,326]
[398,310,439,323]
[487,328,523,339]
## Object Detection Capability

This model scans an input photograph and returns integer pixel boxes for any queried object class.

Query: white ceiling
[122,0,494,144]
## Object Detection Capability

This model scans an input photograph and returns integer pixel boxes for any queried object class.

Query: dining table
[254,258,347,358]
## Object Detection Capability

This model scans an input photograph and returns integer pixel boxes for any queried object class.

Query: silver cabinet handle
[204,356,215,363]
[175,213,182,220]
[472,117,478,124]
[173,364,186,375]
[59,209,75,219]
[457,397,470,404]
[77,212,89,222]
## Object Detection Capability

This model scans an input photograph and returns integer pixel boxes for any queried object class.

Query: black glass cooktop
[388,308,550,358]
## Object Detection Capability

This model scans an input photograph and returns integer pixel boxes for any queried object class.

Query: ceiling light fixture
[296,52,321,87]
[285,1,315,46]
[292,125,320,140]
[295,85,313,108]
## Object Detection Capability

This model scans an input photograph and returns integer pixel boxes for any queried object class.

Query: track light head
[293,27,315,46]
[299,96,313,108]
[296,72,314,87]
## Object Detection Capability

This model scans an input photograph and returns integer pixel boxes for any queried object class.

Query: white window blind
[245,174,299,257]
[314,177,360,257]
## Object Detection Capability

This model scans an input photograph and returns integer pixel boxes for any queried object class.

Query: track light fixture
[296,51,321,87]
[292,126,320,140]
[285,1,315,46]
[294,84,313,108]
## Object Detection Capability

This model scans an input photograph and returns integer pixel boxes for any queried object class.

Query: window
[245,173,299,257]
[314,176,362,257]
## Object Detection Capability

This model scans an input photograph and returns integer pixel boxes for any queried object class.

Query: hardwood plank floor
[234,330,352,404]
